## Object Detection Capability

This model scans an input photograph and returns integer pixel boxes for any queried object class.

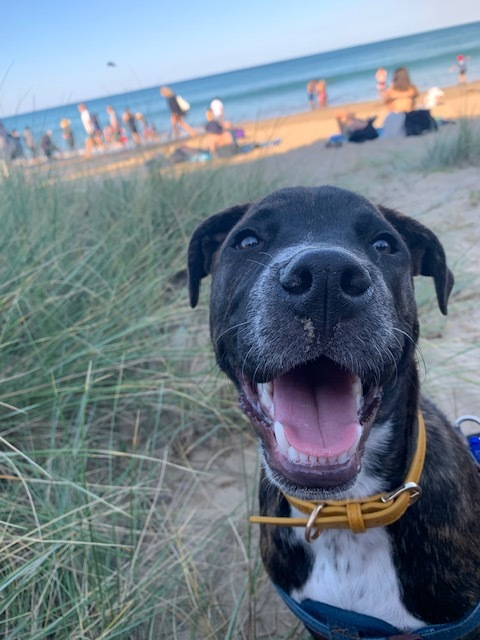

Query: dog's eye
[372,237,393,254]
[236,233,260,250]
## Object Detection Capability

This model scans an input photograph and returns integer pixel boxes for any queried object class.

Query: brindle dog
[188,186,480,635]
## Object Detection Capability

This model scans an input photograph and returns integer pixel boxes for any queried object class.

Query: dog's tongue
[273,360,360,457]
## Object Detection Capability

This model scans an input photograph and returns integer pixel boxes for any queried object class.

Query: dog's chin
[238,356,382,499]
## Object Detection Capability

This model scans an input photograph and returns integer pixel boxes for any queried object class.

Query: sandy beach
[14,78,480,184]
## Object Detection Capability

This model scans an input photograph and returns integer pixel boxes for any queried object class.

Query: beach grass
[0,166,295,639]
[0,156,478,639]
[421,117,480,170]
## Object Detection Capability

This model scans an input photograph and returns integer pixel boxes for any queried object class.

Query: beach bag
[404,110,437,136]
[348,121,378,143]
[176,95,190,114]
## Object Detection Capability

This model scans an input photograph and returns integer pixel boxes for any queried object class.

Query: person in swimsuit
[383,67,418,113]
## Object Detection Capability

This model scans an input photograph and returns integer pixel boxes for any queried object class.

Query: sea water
[2,21,479,150]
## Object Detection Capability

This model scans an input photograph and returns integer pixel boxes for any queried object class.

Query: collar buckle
[380,481,422,505]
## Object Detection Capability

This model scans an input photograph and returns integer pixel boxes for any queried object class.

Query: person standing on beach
[160,86,196,139]
[10,130,24,159]
[40,130,57,160]
[23,126,37,159]
[316,80,327,107]
[106,105,122,142]
[122,108,141,145]
[454,54,469,84]
[60,119,75,151]
[78,103,98,157]
[306,80,316,110]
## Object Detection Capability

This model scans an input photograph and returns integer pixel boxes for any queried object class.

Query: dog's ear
[379,205,454,315]
[188,203,251,308]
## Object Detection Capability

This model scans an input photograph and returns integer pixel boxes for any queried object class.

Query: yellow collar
[249,411,426,542]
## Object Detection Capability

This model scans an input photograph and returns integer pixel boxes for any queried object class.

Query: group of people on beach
[0,84,214,163]
[0,103,160,163]
[76,103,160,158]
[306,79,328,109]
[1,51,473,164]
[333,65,438,144]
[324,50,471,148]
[0,123,62,163]
[159,86,241,156]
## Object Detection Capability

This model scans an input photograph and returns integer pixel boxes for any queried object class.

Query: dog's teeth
[258,382,274,416]
[274,421,361,466]
[274,421,289,455]
[352,374,363,412]
[288,446,299,463]
[347,424,363,457]
[352,374,362,394]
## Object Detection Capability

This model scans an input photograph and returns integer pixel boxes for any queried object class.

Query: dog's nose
[279,248,372,318]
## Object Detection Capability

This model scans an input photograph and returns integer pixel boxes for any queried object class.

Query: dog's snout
[279,262,314,296]
[279,249,372,318]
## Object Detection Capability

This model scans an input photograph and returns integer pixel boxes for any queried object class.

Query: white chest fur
[289,421,425,631]
[290,526,424,631]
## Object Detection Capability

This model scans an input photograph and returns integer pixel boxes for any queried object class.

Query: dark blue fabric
[276,586,480,640]
[419,601,480,639]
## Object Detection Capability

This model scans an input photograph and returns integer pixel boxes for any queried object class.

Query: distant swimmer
[450,54,470,84]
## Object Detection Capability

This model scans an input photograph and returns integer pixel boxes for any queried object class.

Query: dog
[188,186,480,638]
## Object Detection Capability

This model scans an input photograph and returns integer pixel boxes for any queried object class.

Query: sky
[1,0,480,117]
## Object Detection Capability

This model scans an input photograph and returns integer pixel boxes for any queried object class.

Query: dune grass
[421,117,480,170]
[0,165,295,639]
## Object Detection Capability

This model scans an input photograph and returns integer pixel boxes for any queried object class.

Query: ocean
[2,21,480,151]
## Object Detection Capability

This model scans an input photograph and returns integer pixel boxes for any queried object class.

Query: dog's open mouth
[239,357,382,493]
